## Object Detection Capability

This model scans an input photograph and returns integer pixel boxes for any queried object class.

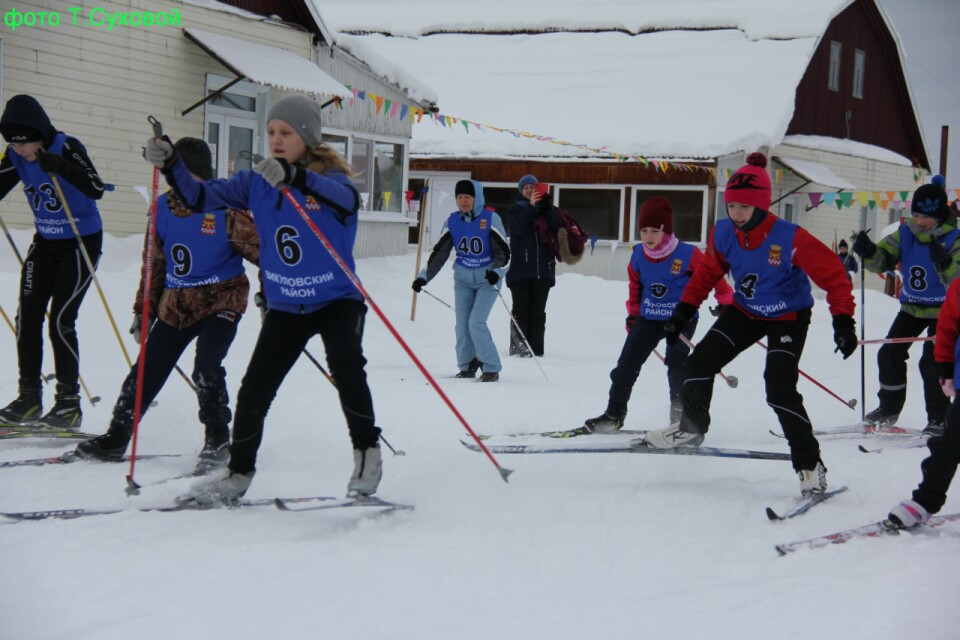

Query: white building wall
[1,0,414,260]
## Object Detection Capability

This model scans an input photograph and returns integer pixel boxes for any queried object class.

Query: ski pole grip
[147,115,163,139]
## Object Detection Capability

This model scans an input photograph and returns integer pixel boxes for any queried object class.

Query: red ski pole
[857,336,935,346]
[126,116,164,496]
[279,186,511,482]
[756,340,856,410]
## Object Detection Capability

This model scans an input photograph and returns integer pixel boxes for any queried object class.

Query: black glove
[485,270,500,285]
[929,240,952,271]
[412,277,426,293]
[38,151,67,175]
[663,302,696,346]
[709,305,727,317]
[851,231,876,259]
[832,314,857,360]
[254,291,267,321]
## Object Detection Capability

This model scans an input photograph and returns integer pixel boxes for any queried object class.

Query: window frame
[852,49,866,99]
[553,184,625,242]
[828,41,842,92]
[632,185,710,245]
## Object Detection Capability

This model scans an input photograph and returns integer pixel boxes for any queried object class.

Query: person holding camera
[412,180,510,381]
[505,175,560,357]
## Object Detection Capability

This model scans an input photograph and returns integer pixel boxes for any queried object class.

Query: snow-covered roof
[773,156,858,190]
[314,0,913,162]
[184,28,351,99]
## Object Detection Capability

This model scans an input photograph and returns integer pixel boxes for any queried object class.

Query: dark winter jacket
[506,197,559,287]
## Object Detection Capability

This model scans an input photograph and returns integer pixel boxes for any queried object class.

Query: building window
[828,41,842,92]
[373,141,405,213]
[634,189,707,243]
[203,76,266,179]
[853,49,866,99]
[556,187,623,241]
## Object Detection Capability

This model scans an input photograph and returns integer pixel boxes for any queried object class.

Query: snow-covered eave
[334,35,439,106]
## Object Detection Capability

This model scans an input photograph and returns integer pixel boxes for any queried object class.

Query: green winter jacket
[862,220,960,319]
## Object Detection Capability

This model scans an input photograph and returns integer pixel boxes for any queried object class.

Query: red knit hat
[638,196,673,235]
[724,152,772,211]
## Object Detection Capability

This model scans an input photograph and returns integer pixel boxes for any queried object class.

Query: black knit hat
[174,137,213,180]
[912,176,949,222]
[455,180,475,198]
[0,94,55,144]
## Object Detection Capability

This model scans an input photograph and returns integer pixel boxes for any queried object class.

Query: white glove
[254,292,267,322]
[143,137,174,168]
[253,157,292,188]
[130,314,144,345]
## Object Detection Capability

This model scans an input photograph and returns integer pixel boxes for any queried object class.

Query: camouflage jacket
[132,192,260,328]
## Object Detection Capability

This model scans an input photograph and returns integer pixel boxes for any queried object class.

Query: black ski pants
[110,311,241,438]
[679,306,820,471]
[16,231,102,391]
[228,299,379,475]
[875,311,946,424]
[912,394,960,514]
[607,316,697,416]
[508,278,552,356]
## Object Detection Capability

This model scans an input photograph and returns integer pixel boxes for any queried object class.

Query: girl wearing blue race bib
[145,95,382,506]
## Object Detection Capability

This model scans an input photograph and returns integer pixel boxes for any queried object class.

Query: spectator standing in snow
[851,175,959,436]
[505,174,559,358]
[412,179,510,381]
[145,95,383,505]
[74,138,259,470]
[887,273,960,528]
[0,95,105,431]
[584,196,734,433]
[642,153,857,497]
[836,239,858,280]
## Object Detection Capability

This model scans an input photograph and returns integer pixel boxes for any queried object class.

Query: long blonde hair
[303,143,353,177]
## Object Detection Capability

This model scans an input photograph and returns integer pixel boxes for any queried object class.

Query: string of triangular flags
[335,86,712,175]
[335,87,958,207]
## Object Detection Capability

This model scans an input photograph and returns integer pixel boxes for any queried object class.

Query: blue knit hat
[518,174,538,195]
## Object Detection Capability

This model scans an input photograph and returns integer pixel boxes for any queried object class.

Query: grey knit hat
[267,95,322,148]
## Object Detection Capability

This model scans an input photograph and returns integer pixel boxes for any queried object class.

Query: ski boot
[347,444,382,498]
[33,383,82,430]
[0,381,42,426]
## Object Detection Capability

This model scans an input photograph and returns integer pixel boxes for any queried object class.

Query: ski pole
[857,336,935,346]
[419,288,453,310]
[300,344,405,455]
[496,290,549,381]
[0,302,15,335]
[50,175,133,370]
[756,340,856,410]
[675,335,739,388]
[853,230,868,422]
[125,114,163,495]
[0,212,99,402]
[279,185,512,482]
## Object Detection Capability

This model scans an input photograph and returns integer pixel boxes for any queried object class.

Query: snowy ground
[1,229,957,639]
